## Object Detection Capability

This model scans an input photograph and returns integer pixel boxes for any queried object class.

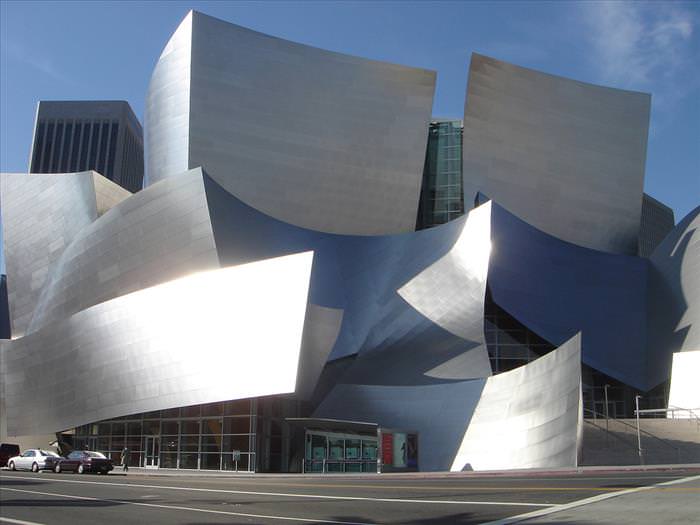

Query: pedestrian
[121,447,130,472]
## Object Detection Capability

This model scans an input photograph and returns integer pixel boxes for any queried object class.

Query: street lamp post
[635,395,643,465]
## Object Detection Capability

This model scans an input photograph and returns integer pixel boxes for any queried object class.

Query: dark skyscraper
[29,100,144,192]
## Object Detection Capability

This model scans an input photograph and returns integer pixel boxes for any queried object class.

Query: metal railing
[635,406,700,430]
[583,407,682,464]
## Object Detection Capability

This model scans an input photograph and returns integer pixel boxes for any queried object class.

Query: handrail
[635,406,700,430]
[668,406,700,427]
[584,408,682,461]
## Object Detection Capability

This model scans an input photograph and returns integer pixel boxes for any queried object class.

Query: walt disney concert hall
[1,11,698,473]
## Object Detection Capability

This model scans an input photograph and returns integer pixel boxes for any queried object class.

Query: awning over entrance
[285,418,378,436]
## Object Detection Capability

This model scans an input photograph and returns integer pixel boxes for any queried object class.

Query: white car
[7,449,61,472]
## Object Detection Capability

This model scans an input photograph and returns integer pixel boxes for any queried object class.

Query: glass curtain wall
[416,120,464,230]
[72,399,257,471]
[304,431,378,473]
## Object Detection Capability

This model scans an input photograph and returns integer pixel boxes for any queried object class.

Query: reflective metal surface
[314,379,486,472]
[203,172,491,385]
[462,54,650,255]
[667,351,700,415]
[92,172,131,216]
[1,172,98,337]
[450,333,582,471]
[399,201,491,341]
[647,206,700,387]
[2,253,313,436]
[27,168,219,333]
[488,201,649,390]
[144,12,192,188]
[146,10,435,235]
[295,304,344,400]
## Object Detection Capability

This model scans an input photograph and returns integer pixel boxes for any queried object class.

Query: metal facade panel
[647,206,700,387]
[488,202,649,390]
[144,12,192,188]
[0,172,98,337]
[91,171,132,216]
[399,201,491,342]
[667,351,700,414]
[638,193,675,258]
[27,168,219,333]
[451,333,582,471]
[295,304,344,400]
[147,10,435,235]
[462,54,649,255]
[203,172,490,385]
[313,379,486,472]
[2,253,313,436]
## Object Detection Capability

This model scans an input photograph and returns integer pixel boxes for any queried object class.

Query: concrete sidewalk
[110,463,700,479]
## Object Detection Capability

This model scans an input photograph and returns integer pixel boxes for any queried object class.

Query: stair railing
[635,407,700,430]
[584,407,682,464]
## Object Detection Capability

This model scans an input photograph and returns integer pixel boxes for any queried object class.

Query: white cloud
[581,1,696,90]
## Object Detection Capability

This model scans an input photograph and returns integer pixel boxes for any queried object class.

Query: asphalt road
[1,469,698,524]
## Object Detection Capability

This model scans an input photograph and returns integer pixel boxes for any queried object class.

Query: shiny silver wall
[146,10,435,235]
[27,168,219,334]
[647,206,700,388]
[314,378,486,472]
[451,333,582,471]
[1,172,99,337]
[2,253,313,437]
[462,54,650,255]
[144,11,192,189]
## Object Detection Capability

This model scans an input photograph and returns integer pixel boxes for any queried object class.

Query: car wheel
[8,461,15,471]
[77,464,84,474]
[31,462,39,473]
[54,463,62,473]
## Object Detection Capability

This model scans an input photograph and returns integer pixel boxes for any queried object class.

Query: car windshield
[86,451,106,458]
[40,450,59,457]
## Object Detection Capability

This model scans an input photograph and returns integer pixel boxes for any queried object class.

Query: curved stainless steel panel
[144,12,192,188]
[667,350,700,415]
[91,171,131,216]
[1,172,98,337]
[2,252,313,437]
[488,201,649,390]
[203,172,492,384]
[313,379,486,472]
[28,168,219,333]
[399,201,491,341]
[647,206,700,388]
[451,333,582,471]
[146,10,435,235]
[295,304,344,400]
[463,54,650,255]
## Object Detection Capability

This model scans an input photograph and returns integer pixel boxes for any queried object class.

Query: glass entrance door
[144,436,160,468]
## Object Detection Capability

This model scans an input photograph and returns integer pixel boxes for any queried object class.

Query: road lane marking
[1,476,556,507]
[0,518,46,525]
[480,474,700,524]
[1,488,374,525]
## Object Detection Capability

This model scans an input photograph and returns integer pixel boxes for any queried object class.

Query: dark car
[0,443,20,467]
[54,450,113,474]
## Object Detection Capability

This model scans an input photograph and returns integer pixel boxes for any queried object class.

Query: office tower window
[29,101,143,192]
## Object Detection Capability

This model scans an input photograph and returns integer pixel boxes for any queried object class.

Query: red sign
[381,433,393,466]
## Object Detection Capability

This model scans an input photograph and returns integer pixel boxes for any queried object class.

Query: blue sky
[1,0,699,273]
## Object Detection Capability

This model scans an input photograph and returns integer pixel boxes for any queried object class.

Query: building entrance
[144,436,160,467]
[305,431,378,473]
